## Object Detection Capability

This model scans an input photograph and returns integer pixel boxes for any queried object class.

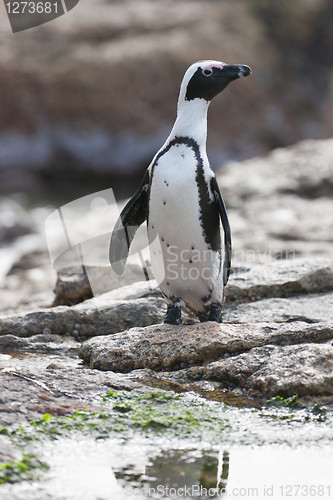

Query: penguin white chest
[148,142,223,313]
[149,143,201,236]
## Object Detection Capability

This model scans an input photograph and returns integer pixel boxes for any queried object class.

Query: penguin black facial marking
[163,201,166,205]
[186,63,251,102]
[201,293,212,305]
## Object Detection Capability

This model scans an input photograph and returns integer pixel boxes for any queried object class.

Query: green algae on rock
[0,454,49,485]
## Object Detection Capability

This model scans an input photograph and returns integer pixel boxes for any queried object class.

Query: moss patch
[266,395,300,409]
[264,395,329,422]
[0,455,49,484]
[12,391,230,445]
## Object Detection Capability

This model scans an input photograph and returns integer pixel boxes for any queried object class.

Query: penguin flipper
[211,176,232,286]
[110,170,150,275]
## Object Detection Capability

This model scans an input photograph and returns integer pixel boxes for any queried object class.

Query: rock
[223,293,333,324]
[0,351,147,428]
[219,139,333,262]
[0,198,35,245]
[1,256,56,314]
[0,199,56,313]
[2,254,333,339]
[0,334,78,356]
[0,233,42,288]
[0,435,20,465]
[0,291,166,339]
[51,258,333,307]
[52,267,93,306]
[0,129,332,416]
[52,263,147,306]
[226,258,333,302]
[79,321,333,373]
[221,139,333,202]
[200,342,333,398]
[0,335,30,352]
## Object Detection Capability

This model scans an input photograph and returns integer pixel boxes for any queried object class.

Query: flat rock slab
[0,294,166,339]
[79,322,333,373]
[226,258,333,301]
[0,333,78,356]
[2,257,332,339]
[197,342,333,398]
[224,292,333,324]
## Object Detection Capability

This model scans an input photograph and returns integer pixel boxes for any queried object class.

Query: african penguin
[110,60,251,325]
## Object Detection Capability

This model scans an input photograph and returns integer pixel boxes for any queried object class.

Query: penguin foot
[207,304,222,323]
[164,304,182,325]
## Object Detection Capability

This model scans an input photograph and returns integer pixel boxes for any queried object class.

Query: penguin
[110,60,251,325]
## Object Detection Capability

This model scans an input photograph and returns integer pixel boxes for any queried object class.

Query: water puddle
[1,437,332,500]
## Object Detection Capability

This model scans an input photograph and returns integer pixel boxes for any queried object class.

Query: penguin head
[178,60,252,105]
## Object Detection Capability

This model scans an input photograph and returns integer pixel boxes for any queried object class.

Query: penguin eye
[202,68,213,77]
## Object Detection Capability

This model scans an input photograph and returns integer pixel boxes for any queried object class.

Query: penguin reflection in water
[110,60,251,325]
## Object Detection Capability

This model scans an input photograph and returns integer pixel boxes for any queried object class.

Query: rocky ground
[0,139,333,489]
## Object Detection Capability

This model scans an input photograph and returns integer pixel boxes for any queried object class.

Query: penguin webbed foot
[203,304,222,323]
[207,304,222,323]
[164,304,182,325]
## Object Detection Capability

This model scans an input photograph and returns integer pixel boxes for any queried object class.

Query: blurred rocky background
[0,0,333,201]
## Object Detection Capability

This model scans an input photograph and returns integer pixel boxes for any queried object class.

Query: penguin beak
[223,64,252,80]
